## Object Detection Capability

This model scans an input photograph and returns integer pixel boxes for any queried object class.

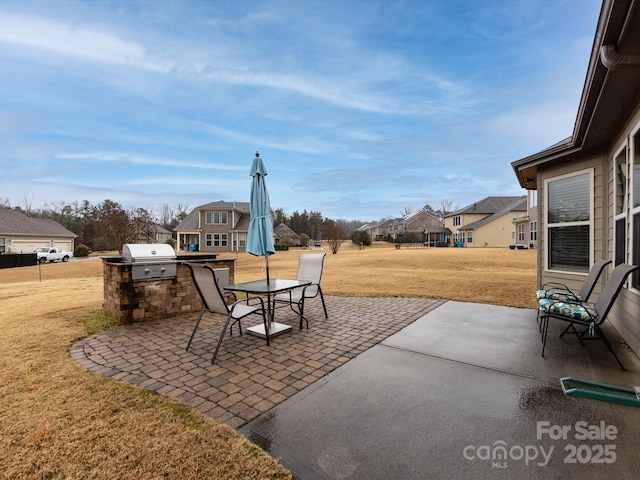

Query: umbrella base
[246,322,292,339]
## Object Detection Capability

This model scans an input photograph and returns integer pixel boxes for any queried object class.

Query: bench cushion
[538,298,597,321]
[536,289,581,302]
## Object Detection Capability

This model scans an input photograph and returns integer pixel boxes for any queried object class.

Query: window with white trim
[517,223,525,242]
[614,145,628,266]
[530,221,537,242]
[453,215,461,226]
[205,211,228,225]
[545,171,592,272]
[213,233,228,247]
[205,234,212,247]
[528,190,538,208]
[632,130,640,289]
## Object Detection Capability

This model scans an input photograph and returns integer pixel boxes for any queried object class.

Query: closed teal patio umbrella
[246,151,275,283]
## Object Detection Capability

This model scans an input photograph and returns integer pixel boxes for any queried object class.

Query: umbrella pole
[266,256,270,284]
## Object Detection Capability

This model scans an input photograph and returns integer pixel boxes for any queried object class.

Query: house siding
[472,213,519,248]
[606,105,640,354]
[445,199,526,248]
[534,119,640,354]
[512,0,640,356]
[538,157,605,280]
[445,213,484,243]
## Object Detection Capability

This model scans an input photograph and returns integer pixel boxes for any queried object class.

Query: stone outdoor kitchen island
[102,253,235,324]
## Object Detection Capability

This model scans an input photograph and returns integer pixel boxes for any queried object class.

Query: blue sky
[0,0,601,221]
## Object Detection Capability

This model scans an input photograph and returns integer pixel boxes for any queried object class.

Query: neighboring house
[392,209,448,244]
[355,221,379,240]
[135,224,173,244]
[174,201,250,253]
[273,222,301,246]
[0,207,77,253]
[444,196,527,247]
[511,0,640,353]
[365,218,396,241]
[512,190,539,250]
[151,224,173,244]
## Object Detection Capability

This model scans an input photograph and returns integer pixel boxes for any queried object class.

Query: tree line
[1,197,189,251]
[1,196,456,253]
[1,197,365,252]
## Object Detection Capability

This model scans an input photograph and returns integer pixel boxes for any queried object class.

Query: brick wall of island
[102,255,235,324]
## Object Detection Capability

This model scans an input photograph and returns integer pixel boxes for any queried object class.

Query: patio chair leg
[211,313,234,365]
[318,287,328,319]
[299,300,307,330]
[229,319,243,337]
[186,307,205,351]
[595,325,626,371]
[541,315,549,357]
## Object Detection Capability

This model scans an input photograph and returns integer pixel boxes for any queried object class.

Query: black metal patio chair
[184,262,267,365]
[539,263,639,370]
[272,253,328,329]
[535,259,611,332]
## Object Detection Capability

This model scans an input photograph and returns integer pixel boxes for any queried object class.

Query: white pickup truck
[34,247,73,263]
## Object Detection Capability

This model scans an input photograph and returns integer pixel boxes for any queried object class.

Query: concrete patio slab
[240,301,640,479]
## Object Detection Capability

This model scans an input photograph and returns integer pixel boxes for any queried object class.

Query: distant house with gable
[153,224,173,244]
[444,196,527,247]
[174,201,250,252]
[273,223,301,246]
[390,209,448,245]
[0,207,76,254]
[364,218,396,241]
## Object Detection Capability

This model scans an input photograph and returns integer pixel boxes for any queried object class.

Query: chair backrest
[185,263,229,315]
[593,263,640,324]
[578,259,612,300]
[296,253,325,297]
[212,267,230,291]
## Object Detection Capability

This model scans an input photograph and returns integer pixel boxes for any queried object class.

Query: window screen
[547,173,590,272]
[548,173,589,224]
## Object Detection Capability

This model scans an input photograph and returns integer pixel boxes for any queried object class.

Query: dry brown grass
[0,243,536,479]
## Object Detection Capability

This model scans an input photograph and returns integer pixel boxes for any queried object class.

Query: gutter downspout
[600,43,640,70]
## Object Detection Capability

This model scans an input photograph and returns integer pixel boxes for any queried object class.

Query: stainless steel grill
[122,243,177,280]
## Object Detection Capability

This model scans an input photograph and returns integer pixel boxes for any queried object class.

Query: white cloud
[0,13,166,71]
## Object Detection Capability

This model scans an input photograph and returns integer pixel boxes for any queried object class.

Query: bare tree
[324,218,348,254]
[424,199,458,221]
[21,194,33,215]
[400,205,414,216]
[438,199,457,217]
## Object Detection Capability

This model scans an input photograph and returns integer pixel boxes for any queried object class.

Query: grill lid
[122,243,176,263]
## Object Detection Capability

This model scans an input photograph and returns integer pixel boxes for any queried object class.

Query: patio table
[225,278,311,344]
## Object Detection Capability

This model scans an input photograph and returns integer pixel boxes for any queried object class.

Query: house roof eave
[511,0,640,189]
